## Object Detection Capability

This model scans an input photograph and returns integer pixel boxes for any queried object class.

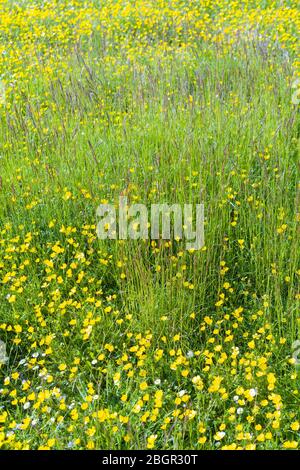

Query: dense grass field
[0,0,299,450]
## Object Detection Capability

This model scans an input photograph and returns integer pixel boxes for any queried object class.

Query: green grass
[0,25,299,450]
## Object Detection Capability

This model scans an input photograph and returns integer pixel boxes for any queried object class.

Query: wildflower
[147,435,157,449]
[283,441,298,449]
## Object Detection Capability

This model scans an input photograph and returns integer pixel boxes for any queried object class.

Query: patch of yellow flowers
[0,0,299,108]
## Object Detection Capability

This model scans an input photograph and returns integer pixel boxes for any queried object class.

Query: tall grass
[0,8,299,450]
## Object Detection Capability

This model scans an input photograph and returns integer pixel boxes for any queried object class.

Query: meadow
[0,0,299,450]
